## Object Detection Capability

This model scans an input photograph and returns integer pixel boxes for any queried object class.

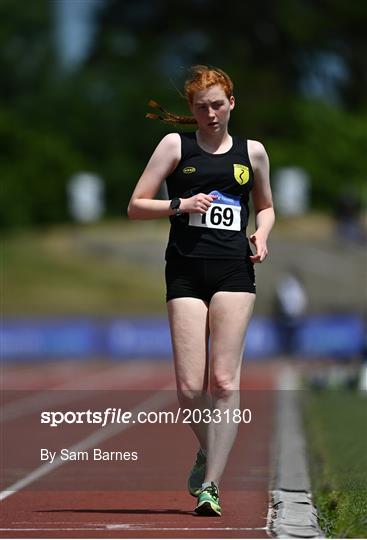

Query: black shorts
[165,254,256,303]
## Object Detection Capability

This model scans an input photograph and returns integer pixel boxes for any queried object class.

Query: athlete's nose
[208,107,216,118]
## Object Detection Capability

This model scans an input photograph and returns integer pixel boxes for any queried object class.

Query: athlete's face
[190,85,235,133]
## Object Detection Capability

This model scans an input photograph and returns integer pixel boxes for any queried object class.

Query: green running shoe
[188,448,206,497]
[195,482,221,516]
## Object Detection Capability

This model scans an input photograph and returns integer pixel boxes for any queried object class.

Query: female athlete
[128,65,275,516]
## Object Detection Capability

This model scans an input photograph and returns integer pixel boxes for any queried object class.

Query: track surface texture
[1,359,283,538]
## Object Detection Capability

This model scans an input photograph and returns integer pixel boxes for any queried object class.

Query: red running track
[0,359,282,538]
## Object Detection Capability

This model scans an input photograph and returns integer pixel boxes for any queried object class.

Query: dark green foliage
[0,108,84,227]
[1,0,366,228]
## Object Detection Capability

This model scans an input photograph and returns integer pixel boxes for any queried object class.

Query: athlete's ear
[229,96,235,110]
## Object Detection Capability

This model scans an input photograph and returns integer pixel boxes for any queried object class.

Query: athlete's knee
[211,374,239,399]
[177,382,206,403]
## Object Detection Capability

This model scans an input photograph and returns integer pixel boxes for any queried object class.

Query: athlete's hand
[180,193,218,214]
[249,231,268,263]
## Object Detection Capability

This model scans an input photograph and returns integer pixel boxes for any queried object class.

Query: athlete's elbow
[255,203,275,215]
[127,201,138,220]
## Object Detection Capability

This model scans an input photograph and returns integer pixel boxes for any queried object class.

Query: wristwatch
[170,197,182,216]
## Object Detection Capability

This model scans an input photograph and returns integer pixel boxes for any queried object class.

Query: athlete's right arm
[127,133,181,219]
[127,133,216,219]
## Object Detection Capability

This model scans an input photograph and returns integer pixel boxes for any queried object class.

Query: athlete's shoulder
[160,131,194,142]
[153,132,181,158]
[158,132,181,147]
[246,140,269,175]
[247,139,268,158]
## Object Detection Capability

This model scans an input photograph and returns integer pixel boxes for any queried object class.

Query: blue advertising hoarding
[1,315,364,361]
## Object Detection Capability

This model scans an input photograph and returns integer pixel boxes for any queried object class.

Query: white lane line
[1,363,163,423]
[0,528,101,532]
[0,386,174,502]
[107,525,268,531]
[0,526,268,531]
[10,520,268,531]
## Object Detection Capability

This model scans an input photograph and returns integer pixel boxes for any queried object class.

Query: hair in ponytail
[146,65,234,126]
[146,100,197,125]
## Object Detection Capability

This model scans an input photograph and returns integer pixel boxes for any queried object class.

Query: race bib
[189,190,241,231]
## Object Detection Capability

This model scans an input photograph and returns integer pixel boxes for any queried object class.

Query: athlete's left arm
[248,140,275,263]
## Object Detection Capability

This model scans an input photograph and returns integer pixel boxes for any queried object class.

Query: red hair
[184,65,233,103]
[146,65,234,125]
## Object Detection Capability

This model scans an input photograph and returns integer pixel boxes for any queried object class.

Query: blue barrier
[107,318,172,359]
[295,314,365,357]
[1,318,101,360]
[245,317,282,358]
[0,315,364,361]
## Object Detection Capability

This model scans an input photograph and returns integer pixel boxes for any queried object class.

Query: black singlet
[165,132,254,260]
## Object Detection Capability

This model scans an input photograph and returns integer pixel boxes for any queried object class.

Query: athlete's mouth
[208,121,218,126]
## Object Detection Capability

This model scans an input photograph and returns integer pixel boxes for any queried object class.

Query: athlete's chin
[205,123,223,134]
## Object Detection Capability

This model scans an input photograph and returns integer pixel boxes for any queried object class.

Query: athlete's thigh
[209,291,256,379]
[167,297,209,391]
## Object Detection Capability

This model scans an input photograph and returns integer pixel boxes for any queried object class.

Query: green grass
[303,389,367,538]
[2,214,366,316]
[2,222,167,316]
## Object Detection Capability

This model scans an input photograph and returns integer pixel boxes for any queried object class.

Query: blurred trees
[0,0,85,227]
[1,0,366,228]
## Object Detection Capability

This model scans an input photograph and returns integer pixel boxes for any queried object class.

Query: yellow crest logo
[233,164,249,185]
[183,166,196,174]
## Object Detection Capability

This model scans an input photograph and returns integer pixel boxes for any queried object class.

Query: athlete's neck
[195,130,232,154]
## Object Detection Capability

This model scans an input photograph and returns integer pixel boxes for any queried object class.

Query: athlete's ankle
[201,480,219,491]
